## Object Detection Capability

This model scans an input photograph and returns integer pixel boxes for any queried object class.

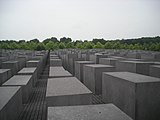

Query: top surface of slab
[104,72,160,83]
[85,64,114,68]
[3,75,32,85]
[119,61,154,64]
[27,60,39,63]
[0,86,21,110]
[0,69,10,73]
[50,67,65,71]
[46,77,92,96]
[49,70,72,77]
[48,104,132,120]
[151,65,160,68]
[2,61,18,63]
[100,58,117,60]
[18,67,36,74]
[76,61,95,64]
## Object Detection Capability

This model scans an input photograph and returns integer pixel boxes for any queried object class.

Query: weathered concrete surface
[0,69,11,85]
[102,72,160,120]
[49,67,72,78]
[46,77,92,106]
[116,61,154,75]
[50,59,62,66]
[0,86,22,120]
[99,58,119,66]
[17,67,37,86]
[1,61,19,75]
[89,53,108,64]
[75,61,95,83]
[48,104,132,120]
[26,60,40,67]
[150,65,160,78]
[3,75,33,103]
[84,64,115,94]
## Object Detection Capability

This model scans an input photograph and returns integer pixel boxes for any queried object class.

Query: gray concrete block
[116,61,154,75]
[89,53,108,64]
[99,58,118,66]
[49,67,72,78]
[26,60,40,67]
[0,57,8,68]
[150,65,160,78]
[48,104,132,120]
[84,64,115,94]
[50,55,59,59]
[75,61,95,83]
[102,72,160,120]
[0,86,22,120]
[17,67,37,86]
[2,61,19,75]
[0,69,12,85]
[50,59,62,66]
[46,77,92,106]
[3,75,33,103]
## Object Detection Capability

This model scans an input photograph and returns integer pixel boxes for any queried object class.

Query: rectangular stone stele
[48,104,132,120]
[50,59,62,66]
[0,86,22,120]
[0,69,11,85]
[102,72,160,120]
[84,64,115,94]
[46,77,92,106]
[26,60,40,67]
[99,58,118,66]
[2,75,33,103]
[49,67,72,78]
[150,65,160,78]
[1,61,19,75]
[17,67,37,86]
[75,61,95,83]
[17,67,37,74]
[116,61,154,75]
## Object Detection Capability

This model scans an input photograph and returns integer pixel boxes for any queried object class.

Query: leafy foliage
[0,36,160,51]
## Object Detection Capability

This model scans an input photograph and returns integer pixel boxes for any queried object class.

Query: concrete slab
[17,67,37,86]
[49,67,72,78]
[150,65,160,78]
[26,60,40,67]
[46,77,92,106]
[102,72,160,120]
[99,58,118,66]
[48,104,132,120]
[89,53,108,64]
[3,75,33,103]
[0,86,22,120]
[0,57,8,68]
[0,69,12,85]
[84,64,115,94]
[1,61,19,75]
[116,61,154,75]
[75,61,95,83]
[50,59,62,66]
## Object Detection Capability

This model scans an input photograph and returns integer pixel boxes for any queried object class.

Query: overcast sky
[0,0,160,41]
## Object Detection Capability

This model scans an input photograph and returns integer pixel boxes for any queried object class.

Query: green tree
[58,42,66,49]
[104,42,112,49]
[75,42,83,49]
[60,37,72,43]
[83,41,94,49]
[43,37,59,44]
[36,43,45,51]
[29,38,40,43]
[93,42,104,49]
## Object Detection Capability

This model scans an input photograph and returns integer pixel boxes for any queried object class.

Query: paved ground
[17,63,104,120]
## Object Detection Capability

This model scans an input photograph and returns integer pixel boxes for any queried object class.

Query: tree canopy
[0,36,160,51]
